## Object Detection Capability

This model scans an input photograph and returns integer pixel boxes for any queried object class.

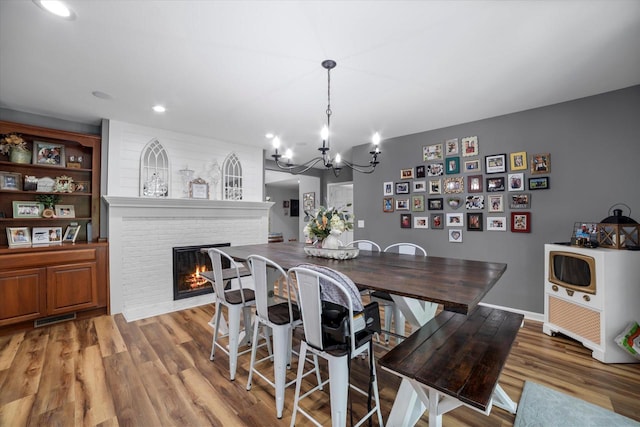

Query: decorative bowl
[303,246,359,260]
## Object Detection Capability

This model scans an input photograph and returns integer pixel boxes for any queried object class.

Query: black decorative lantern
[597,203,639,249]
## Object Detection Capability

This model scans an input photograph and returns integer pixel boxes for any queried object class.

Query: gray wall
[352,85,640,314]
[265,185,300,241]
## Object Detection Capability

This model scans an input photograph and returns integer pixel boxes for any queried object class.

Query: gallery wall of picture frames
[383,135,550,240]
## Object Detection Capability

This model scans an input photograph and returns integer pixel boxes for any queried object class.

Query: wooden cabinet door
[0,268,47,326]
[47,262,98,315]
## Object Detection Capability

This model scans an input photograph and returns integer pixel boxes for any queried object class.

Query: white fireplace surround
[104,196,272,321]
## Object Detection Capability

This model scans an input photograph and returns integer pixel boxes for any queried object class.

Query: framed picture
[36,176,55,192]
[32,227,51,245]
[427,163,444,176]
[395,198,409,211]
[23,175,38,191]
[467,213,483,231]
[428,179,441,195]
[448,229,463,243]
[486,176,505,192]
[423,143,443,161]
[63,224,81,243]
[400,213,412,229]
[485,153,507,174]
[33,142,66,167]
[428,198,443,210]
[290,199,299,217]
[461,136,479,157]
[415,165,426,178]
[528,176,549,190]
[443,177,464,194]
[73,180,90,193]
[54,204,75,218]
[0,171,22,191]
[445,138,459,156]
[510,151,527,171]
[463,159,481,173]
[447,197,462,210]
[303,192,315,212]
[414,216,429,229]
[511,212,531,233]
[401,168,414,180]
[488,194,504,212]
[531,153,551,174]
[395,182,410,194]
[487,216,507,231]
[383,181,394,196]
[54,175,74,193]
[49,227,62,243]
[431,213,444,229]
[412,180,426,193]
[465,195,485,210]
[383,197,394,212]
[445,157,460,174]
[412,195,425,212]
[446,212,464,227]
[467,175,483,193]
[12,201,44,218]
[508,173,525,191]
[282,200,290,208]
[6,227,31,248]
[189,178,209,199]
[510,193,531,209]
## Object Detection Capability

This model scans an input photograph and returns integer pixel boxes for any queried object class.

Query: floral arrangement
[0,133,28,155]
[304,204,353,241]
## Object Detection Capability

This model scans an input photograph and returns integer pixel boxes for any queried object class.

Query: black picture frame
[467,212,484,231]
[486,176,505,192]
[415,165,426,178]
[485,153,507,174]
[290,199,299,216]
[528,176,550,190]
[427,197,443,210]
[396,182,410,194]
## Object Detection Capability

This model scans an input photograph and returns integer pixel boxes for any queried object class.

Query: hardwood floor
[1,304,639,426]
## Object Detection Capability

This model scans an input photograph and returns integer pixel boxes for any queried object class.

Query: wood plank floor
[1,304,639,426]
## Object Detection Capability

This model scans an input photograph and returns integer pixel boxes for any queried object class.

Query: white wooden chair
[288,266,384,427]
[245,255,321,419]
[370,243,427,343]
[345,239,382,252]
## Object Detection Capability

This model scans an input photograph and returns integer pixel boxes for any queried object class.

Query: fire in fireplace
[173,243,230,300]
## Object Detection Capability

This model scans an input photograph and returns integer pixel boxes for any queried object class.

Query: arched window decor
[223,153,243,200]
[140,139,170,197]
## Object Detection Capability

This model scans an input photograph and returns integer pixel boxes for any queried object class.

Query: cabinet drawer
[1,249,97,269]
[47,262,98,314]
[0,268,47,326]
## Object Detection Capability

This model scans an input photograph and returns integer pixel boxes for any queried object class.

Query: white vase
[321,232,342,250]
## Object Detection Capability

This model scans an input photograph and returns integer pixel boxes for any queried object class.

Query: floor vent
[34,313,76,328]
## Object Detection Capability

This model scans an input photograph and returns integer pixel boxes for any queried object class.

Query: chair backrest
[247,254,292,323]
[345,240,381,252]
[207,247,247,304]
[384,242,427,256]
[289,266,359,354]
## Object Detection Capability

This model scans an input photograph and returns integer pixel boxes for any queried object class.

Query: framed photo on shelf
[54,175,74,193]
[529,176,549,190]
[531,153,551,174]
[63,224,81,243]
[12,201,44,218]
[54,204,75,218]
[461,136,478,157]
[508,173,525,191]
[0,171,22,190]
[6,227,31,248]
[510,151,527,171]
[487,216,507,231]
[401,168,414,180]
[448,229,463,243]
[487,194,504,212]
[32,227,51,245]
[395,182,410,194]
[485,153,507,174]
[400,213,412,229]
[510,193,531,209]
[486,176,505,192]
[189,178,209,199]
[33,141,66,167]
[412,195,425,212]
[414,216,429,229]
[431,213,444,229]
[445,157,460,174]
[463,159,481,173]
[428,179,441,195]
[467,213,483,231]
[23,175,38,191]
[511,212,531,233]
[412,180,426,193]
[73,180,90,193]
[49,227,62,243]
[445,138,459,156]
[423,143,443,161]
[383,181,394,196]
[467,175,483,193]
[383,197,394,212]
[446,212,464,227]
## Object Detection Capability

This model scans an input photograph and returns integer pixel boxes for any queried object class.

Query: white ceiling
[1,1,639,164]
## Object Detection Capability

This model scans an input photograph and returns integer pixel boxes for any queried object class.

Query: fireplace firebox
[173,243,230,300]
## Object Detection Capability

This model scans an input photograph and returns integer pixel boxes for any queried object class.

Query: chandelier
[271,59,381,176]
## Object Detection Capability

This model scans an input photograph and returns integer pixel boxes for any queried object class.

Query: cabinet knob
[583,295,591,302]
[566,289,574,297]
[551,285,558,292]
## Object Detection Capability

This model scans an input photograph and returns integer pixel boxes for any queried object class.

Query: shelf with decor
[0,120,108,333]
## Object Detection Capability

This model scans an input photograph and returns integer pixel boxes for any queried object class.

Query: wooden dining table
[216,241,511,426]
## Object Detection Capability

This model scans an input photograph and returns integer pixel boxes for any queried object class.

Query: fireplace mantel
[104,195,273,321]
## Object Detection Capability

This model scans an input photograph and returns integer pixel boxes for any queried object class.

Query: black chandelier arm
[273,156,327,175]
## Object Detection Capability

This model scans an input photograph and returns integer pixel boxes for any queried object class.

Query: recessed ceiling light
[33,0,76,20]
[152,105,166,113]
[92,91,112,100]
[265,133,274,139]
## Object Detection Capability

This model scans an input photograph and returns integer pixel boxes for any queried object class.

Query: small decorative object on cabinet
[0,120,108,333]
[597,203,639,250]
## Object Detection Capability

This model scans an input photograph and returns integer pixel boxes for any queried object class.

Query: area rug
[514,381,640,427]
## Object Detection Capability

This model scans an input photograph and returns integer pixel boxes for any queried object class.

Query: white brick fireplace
[104,196,272,321]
